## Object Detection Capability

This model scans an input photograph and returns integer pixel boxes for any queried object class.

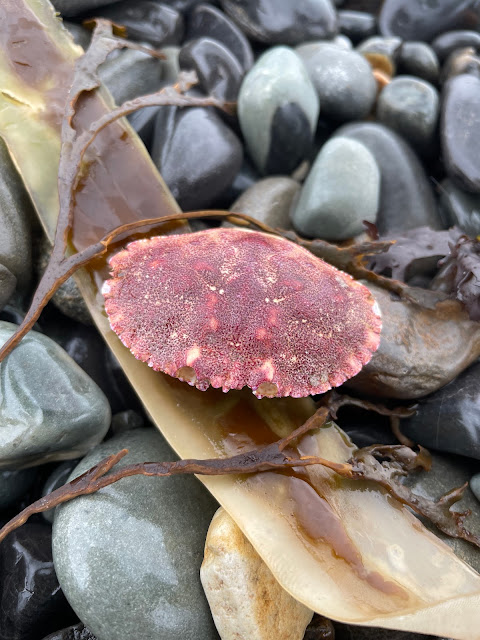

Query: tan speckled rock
[200,508,313,640]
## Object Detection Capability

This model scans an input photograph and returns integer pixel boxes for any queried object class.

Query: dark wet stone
[439,179,480,236]
[0,524,76,640]
[41,461,79,523]
[292,137,380,240]
[127,105,160,149]
[238,47,318,175]
[442,47,480,82]
[228,176,300,229]
[0,468,37,510]
[220,0,338,45]
[334,122,441,234]
[432,30,480,62]
[442,73,480,193]
[0,321,111,470]
[99,48,164,105]
[0,265,16,312]
[152,103,242,210]
[62,21,91,50]
[376,76,439,151]
[397,42,440,86]
[186,4,254,71]
[379,0,480,42]
[215,158,260,207]
[402,451,480,573]
[42,624,97,640]
[52,0,121,16]
[111,410,145,435]
[338,10,377,43]
[403,360,480,460]
[36,235,91,325]
[95,1,184,47]
[347,285,480,399]
[179,37,244,101]
[299,43,376,121]
[53,429,219,640]
[0,139,32,292]
[304,615,335,640]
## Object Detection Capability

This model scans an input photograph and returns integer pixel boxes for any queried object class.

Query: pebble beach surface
[1,1,480,639]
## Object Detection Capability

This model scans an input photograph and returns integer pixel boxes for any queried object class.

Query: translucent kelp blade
[1,2,480,638]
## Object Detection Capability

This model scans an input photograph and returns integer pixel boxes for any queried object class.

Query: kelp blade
[1,2,480,637]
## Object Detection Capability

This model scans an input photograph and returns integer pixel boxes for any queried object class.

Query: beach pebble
[229,176,299,229]
[397,42,440,85]
[439,179,480,236]
[292,137,379,240]
[238,46,319,175]
[53,429,219,640]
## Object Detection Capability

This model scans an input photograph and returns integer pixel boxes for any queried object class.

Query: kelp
[1,2,480,638]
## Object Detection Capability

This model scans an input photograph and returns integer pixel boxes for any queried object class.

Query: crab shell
[102,228,381,398]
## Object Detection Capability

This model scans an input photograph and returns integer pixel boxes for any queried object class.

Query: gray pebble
[53,429,219,640]
[397,41,440,86]
[376,75,439,150]
[292,137,379,240]
[41,461,78,523]
[0,264,16,312]
[99,48,164,105]
[298,43,376,121]
[471,472,480,503]
[439,179,480,236]
[229,176,300,229]
[0,321,111,470]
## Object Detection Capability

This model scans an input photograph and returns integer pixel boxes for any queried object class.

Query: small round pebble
[432,30,480,62]
[298,43,376,121]
[229,176,300,229]
[376,75,439,150]
[292,137,380,240]
[397,41,440,85]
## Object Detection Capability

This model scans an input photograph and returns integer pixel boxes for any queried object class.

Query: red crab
[102,227,381,398]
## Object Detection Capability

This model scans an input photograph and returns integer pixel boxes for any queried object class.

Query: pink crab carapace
[102,227,381,398]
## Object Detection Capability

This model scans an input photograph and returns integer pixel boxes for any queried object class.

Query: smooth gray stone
[159,46,180,84]
[439,179,480,236]
[334,122,441,234]
[238,46,318,175]
[96,1,184,47]
[338,10,377,44]
[53,429,219,640]
[432,30,480,63]
[356,35,402,63]
[403,451,480,573]
[397,42,440,86]
[0,321,111,470]
[52,0,122,16]
[0,467,36,509]
[441,73,480,193]
[63,21,91,50]
[379,0,480,42]
[0,264,16,312]
[41,461,78,523]
[292,137,379,240]
[111,409,145,435]
[376,75,439,150]
[471,472,480,502]
[229,176,300,229]
[298,43,376,121]
[185,3,254,72]
[442,47,480,83]
[99,48,164,105]
[0,138,33,291]
[220,0,338,45]
[403,361,480,461]
[152,102,243,210]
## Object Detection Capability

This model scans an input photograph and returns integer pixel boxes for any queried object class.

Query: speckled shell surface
[102,228,381,397]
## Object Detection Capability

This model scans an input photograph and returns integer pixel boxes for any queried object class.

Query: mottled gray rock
[229,177,299,229]
[0,321,111,470]
[53,429,219,640]
[238,46,319,175]
[220,0,338,45]
[0,264,16,312]
[402,360,480,460]
[292,137,379,240]
[347,285,480,399]
[471,472,480,503]
[0,467,37,509]
[397,42,440,86]
[0,138,33,291]
[36,235,91,325]
[334,122,442,234]
[441,73,480,193]
[439,179,480,236]
[99,48,164,105]
[298,43,376,121]
[377,76,439,150]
